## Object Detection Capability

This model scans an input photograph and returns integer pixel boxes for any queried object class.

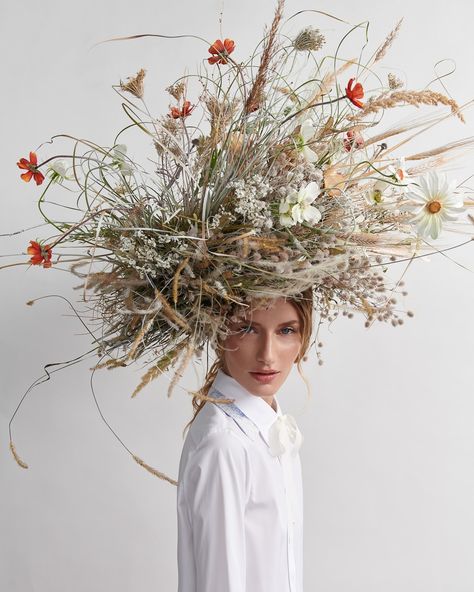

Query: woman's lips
[249,371,279,384]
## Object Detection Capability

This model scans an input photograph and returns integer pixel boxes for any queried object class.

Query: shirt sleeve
[183,428,250,592]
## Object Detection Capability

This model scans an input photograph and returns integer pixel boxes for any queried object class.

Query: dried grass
[132,341,188,398]
[374,19,403,63]
[133,455,178,485]
[349,89,465,123]
[244,0,285,114]
[405,137,474,160]
[305,60,357,110]
[167,343,195,398]
[9,440,28,469]
[126,314,157,361]
[154,288,190,331]
[172,256,190,304]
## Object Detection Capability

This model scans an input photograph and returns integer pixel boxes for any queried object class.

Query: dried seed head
[119,68,146,99]
[388,73,403,90]
[166,82,186,101]
[293,26,326,52]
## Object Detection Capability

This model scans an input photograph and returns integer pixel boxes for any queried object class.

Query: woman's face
[221,297,302,397]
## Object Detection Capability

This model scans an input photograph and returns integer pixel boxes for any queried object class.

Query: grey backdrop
[1,1,473,590]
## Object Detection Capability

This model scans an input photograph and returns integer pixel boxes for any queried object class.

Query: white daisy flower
[279,181,322,227]
[401,170,464,239]
[295,119,318,163]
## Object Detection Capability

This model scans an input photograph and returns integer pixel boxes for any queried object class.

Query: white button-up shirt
[177,369,304,592]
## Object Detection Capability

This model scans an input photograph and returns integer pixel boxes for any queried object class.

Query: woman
[177,287,313,592]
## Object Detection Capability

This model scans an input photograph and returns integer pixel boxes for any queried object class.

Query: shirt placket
[279,452,297,592]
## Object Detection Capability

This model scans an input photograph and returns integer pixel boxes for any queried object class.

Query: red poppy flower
[169,100,194,119]
[208,38,235,65]
[343,129,365,152]
[17,151,45,185]
[27,240,53,268]
[345,78,364,109]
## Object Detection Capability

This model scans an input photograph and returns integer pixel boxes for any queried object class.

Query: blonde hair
[182,287,314,437]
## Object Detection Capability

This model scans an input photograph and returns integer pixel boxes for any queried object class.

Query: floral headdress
[6,1,474,484]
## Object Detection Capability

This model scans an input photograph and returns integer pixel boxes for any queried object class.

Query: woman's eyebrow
[237,319,300,326]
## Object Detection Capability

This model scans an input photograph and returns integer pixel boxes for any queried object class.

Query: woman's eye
[238,326,296,335]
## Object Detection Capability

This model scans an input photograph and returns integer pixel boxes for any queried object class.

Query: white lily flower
[279,181,322,227]
[400,170,464,240]
[296,119,318,163]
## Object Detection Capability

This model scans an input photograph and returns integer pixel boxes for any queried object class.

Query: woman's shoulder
[185,401,249,453]
[178,403,251,485]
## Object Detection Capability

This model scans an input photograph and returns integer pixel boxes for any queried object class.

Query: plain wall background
[1,1,473,590]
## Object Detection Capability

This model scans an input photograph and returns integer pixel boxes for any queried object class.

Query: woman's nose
[256,332,276,364]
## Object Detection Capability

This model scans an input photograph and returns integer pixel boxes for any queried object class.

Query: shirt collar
[210,368,282,446]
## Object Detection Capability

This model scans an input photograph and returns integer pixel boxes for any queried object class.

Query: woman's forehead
[231,300,299,322]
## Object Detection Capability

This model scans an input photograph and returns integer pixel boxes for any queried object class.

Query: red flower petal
[182,100,193,116]
[33,171,45,185]
[20,171,33,182]
[27,240,53,267]
[223,38,235,54]
[29,151,38,165]
[17,158,30,170]
[209,39,225,54]
[345,78,364,109]
[207,38,234,65]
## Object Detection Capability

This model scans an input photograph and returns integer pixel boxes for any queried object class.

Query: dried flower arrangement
[6,1,474,483]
